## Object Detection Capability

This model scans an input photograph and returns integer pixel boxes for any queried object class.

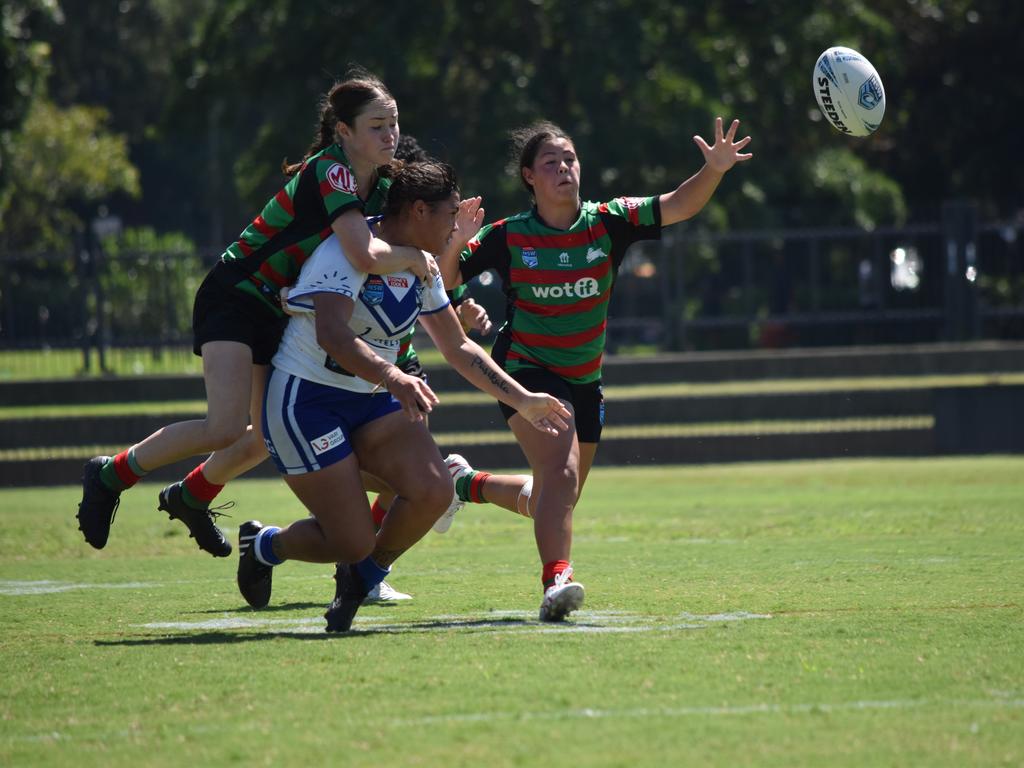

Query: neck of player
[536,195,580,230]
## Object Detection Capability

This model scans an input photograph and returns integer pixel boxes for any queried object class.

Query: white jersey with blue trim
[272,234,450,393]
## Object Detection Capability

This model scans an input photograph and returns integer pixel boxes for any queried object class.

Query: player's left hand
[519,393,571,436]
[693,117,753,173]
[456,298,493,335]
[452,196,485,249]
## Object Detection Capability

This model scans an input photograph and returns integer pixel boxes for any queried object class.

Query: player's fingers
[714,116,724,141]
[692,135,711,153]
[725,118,740,142]
[734,135,752,150]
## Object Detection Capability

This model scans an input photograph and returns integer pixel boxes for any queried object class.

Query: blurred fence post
[941,199,980,341]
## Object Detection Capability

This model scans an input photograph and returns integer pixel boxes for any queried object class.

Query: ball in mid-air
[813,46,885,137]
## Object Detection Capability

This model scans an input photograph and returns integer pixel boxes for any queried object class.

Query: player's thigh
[283,453,375,553]
[576,442,599,497]
[249,364,270,431]
[509,399,581,478]
[200,340,254,429]
[351,411,448,502]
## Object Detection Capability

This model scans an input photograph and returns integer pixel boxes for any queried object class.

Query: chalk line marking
[15,697,1024,744]
[0,580,159,596]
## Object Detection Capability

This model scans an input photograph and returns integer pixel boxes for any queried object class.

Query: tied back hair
[509,120,573,196]
[282,66,396,176]
[383,160,459,218]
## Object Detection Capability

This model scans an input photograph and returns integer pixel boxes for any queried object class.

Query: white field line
[0,580,159,596]
[13,697,1024,745]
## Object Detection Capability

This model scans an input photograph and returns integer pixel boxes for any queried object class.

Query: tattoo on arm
[470,355,511,395]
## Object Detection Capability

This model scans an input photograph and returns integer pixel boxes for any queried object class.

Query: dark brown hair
[282,67,395,176]
[383,160,459,217]
[510,121,574,195]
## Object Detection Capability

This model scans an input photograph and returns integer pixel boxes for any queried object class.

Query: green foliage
[808,148,907,229]
[0,1,59,232]
[99,228,203,341]
[2,100,139,252]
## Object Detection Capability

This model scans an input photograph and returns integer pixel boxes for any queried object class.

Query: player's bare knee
[329,530,374,564]
[202,420,248,450]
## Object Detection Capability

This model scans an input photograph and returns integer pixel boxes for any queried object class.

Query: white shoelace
[551,564,574,592]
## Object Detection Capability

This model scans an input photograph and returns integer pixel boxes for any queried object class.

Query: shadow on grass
[93,616,534,646]
[190,602,329,615]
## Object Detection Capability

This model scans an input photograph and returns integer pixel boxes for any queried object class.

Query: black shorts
[397,352,428,383]
[192,267,287,365]
[498,365,605,443]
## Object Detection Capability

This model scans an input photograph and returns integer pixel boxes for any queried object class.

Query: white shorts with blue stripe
[262,367,403,475]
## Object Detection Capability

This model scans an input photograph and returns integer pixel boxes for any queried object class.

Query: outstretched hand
[519,393,572,437]
[452,196,485,249]
[693,117,753,173]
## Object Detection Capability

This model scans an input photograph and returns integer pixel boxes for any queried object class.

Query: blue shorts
[262,367,402,475]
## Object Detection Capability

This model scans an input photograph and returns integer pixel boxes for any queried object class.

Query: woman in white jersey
[236,160,570,632]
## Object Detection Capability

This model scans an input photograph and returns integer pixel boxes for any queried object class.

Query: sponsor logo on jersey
[558,252,571,267]
[326,163,357,194]
[310,427,346,456]
[362,276,385,305]
[386,275,409,289]
[617,197,644,210]
[521,247,538,268]
[586,247,605,263]
[530,277,600,299]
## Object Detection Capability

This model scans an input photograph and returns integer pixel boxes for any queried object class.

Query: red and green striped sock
[99,447,149,492]
[454,470,491,504]
[178,462,224,510]
[542,560,572,591]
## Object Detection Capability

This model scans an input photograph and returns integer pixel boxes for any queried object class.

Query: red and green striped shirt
[458,197,661,384]
[218,144,390,315]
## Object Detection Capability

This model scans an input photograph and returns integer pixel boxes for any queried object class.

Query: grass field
[2,458,1022,766]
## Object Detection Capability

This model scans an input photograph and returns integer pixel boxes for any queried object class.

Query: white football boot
[362,580,412,605]
[539,565,585,622]
[433,454,473,534]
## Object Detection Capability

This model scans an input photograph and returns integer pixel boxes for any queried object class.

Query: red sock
[106,448,147,490]
[180,462,224,509]
[542,560,571,591]
[370,498,388,528]
[468,471,491,503]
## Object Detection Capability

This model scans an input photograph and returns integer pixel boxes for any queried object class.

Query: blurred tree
[0,0,59,241]
[3,99,140,252]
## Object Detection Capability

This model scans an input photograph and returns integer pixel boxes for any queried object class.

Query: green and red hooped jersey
[394,282,469,367]
[457,197,661,384]
[217,144,391,316]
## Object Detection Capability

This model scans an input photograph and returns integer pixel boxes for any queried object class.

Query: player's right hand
[383,368,440,422]
[408,251,440,283]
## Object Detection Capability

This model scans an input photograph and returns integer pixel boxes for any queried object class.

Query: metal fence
[1,201,1021,380]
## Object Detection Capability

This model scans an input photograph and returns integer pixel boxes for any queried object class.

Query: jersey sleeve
[419,273,452,315]
[448,282,469,307]
[599,196,663,268]
[314,156,365,223]
[284,235,366,314]
[458,220,510,284]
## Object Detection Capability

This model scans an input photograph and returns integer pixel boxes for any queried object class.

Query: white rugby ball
[813,46,885,137]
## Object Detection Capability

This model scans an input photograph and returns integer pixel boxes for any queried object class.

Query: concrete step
[3,341,1022,405]
[2,425,934,488]
[0,388,934,450]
